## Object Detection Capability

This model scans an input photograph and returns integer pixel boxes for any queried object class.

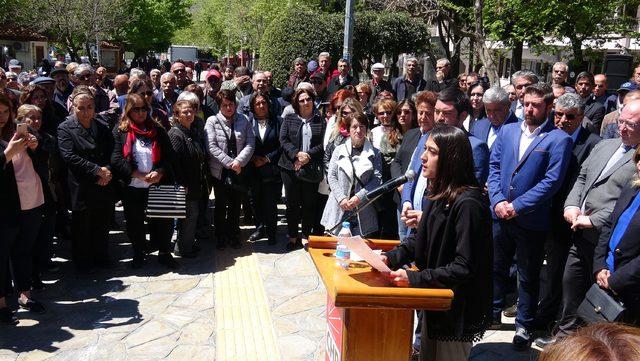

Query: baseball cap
[618,82,637,92]
[206,69,221,81]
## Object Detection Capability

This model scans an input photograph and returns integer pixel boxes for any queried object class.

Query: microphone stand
[328,192,385,234]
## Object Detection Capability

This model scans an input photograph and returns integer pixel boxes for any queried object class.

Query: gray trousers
[422,338,472,361]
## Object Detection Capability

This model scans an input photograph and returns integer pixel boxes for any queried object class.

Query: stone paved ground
[0,206,540,361]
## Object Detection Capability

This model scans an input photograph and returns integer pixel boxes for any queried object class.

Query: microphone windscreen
[405,169,416,181]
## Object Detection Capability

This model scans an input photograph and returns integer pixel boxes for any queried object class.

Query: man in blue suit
[433,87,489,185]
[488,83,573,350]
[470,86,519,152]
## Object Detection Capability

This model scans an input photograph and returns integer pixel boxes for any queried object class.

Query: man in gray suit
[535,100,640,348]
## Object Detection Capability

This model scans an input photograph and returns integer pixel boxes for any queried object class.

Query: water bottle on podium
[335,221,351,269]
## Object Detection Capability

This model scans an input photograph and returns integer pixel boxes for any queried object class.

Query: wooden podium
[308,236,454,361]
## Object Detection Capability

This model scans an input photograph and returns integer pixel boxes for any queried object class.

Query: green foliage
[260,9,431,88]
[119,0,192,56]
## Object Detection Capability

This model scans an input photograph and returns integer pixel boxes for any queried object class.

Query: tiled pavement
[0,206,540,360]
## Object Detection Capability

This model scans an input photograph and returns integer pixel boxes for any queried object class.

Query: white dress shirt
[518,121,543,161]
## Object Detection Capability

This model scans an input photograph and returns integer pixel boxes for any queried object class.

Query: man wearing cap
[309,72,328,116]
[601,88,640,139]
[203,68,222,119]
[8,59,22,74]
[366,63,392,105]
[51,67,73,115]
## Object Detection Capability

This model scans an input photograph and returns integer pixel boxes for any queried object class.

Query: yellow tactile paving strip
[214,254,282,361]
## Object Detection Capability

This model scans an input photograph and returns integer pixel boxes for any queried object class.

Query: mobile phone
[16,122,28,136]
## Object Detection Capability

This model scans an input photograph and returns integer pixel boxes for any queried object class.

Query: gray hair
[555,93,585,114]
[252,70,265,81]
[177,91,200,111]
[404,56,418,67]
[318,52,330,58]
[74,63,94,76]
[483,86,511,107]
[436,58,450,66]
[511,70,539,85]
[150,69,161,76]
[160,72,175,82]
[129,68,147,81]
[553,62,568,71]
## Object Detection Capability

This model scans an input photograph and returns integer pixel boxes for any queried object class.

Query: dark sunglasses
[554,111,577,120]
[131,106,148,114]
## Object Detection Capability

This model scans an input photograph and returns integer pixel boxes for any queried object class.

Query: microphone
[365,169,416,200]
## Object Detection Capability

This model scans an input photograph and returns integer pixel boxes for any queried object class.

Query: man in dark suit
[392,56,427,100]
[367,62,393,105]
[509,71,539,121]
[425,58,456,93]
[327,58,358,97]
[575,71,606,132]
[488,83,572,350]
[593,169,640,325]
[470,86,519,152]
[535,100,640,348]
[434,87,489,184]
[536,93,602,329]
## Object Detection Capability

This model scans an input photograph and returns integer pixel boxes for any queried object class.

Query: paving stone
[124,319,177,348]
[144,278,199,294]
[166,345,215,361]
[278,334,317,360]
[136,293,178,314]
[177,321,215,344]
[172,287,214,311]
[272,290,326,317]
[127,333,180,360]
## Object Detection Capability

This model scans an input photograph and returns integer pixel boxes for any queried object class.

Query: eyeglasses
[131,106,148,114]
[173,68,186,73]
[377,111,390,116]
[298,98,312,104]
[554,111,578,120]
[618,118,638,130]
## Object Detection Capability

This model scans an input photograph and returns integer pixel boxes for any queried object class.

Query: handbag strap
[216,117,237,157]
[347,151,367,197]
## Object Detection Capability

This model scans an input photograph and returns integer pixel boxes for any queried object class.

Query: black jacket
[327,74,358,96]
[0,145,22,227]
[31,130,60,204]
[389,128,422,204]
[392,76,427,101]
[168,123,209,200]
[278,113,326,172]
[57,115,116,211]
[385,188,493,343]
[594,185,640,321]
[248,115,282,183]
[111,122,175,187]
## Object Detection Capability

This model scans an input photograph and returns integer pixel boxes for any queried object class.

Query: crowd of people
[1,52,639,361]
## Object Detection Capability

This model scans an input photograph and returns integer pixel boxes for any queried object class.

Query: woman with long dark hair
[383,124,493,361]
[279,88,326,250]
[111,93,178,269]
[465,81,489,132]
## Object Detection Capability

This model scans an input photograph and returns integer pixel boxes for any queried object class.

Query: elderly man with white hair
[366,62,392,105]
[426,57,457,93]
[470,86,519,151]
[393,56,427,100]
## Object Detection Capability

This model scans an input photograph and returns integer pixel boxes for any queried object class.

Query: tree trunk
[473,0,499,85]
[569,35,585,73]
[468,38,475,73]
[511,41,523,73]
[85,42,95,65]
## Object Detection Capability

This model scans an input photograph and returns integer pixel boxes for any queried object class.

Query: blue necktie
[607,193,640,271]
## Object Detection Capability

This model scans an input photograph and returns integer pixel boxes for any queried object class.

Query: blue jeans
[397,209,409,243]
[493,220,546,330]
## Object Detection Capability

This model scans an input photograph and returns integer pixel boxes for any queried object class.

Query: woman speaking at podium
[382,124,493,361]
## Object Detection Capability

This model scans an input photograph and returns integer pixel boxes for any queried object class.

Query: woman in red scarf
[111,93,178,270]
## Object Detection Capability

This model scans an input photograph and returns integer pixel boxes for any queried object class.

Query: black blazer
[278,113,326,172]
[389,127,421,204]
[0,145,22,227]
[57,115,116,211]
[594,185,640,312]
[168,123,209,201]
[392,76,427,101]
[111,122,175,187]
[327,74,358,96]
[385,188,493,342]
[248,115,282,183]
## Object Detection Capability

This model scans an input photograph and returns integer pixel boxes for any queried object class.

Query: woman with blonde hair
[111,93,177,269]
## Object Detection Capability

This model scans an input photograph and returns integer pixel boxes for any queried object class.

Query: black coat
[0,144,22,228]
[248,115,282,183]
[389,128,422,204]
[278,113,326,172]
[168,123,209,201]
[594,185,640,321]
[111,122,175,187]
[57,115,116,211]
[327,74,358,96]
[392,76,427,101]
[31,130,60,204]
[385,188,493,343]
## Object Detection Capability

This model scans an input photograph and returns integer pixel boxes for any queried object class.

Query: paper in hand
[337,236,392,273]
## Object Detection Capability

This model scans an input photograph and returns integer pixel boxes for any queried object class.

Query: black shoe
[267,237,277,245]
[249,229,265,242]
[0,307,18,325]
[158,253,179,269]
[18,299,45,314]
[216,240,226,250]
[132,254,146,269]
[487,314,502,330]
[231,239,242,249]
[32,275,45,291]
[513,327,532,351]
[175,249,198,258]
[534,336,557,348]
[503,304,517,318]
[45,262,60,273]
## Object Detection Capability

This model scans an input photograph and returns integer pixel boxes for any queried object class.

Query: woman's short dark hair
[291,88,316,114]
[249,91,271,117]
[19,84,48,108]
[428,124,478,203]
[466,81,490,98]
[215,89,237,107]
[344,112,369,131]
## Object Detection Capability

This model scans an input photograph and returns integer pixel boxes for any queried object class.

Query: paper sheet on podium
[336,236,392,273]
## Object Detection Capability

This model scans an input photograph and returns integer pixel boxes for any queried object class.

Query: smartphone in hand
[16,122,28,136]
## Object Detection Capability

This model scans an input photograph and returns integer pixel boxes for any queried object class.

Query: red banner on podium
[325,294,343,361]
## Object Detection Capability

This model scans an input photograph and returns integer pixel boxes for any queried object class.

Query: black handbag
[577,283,626,323]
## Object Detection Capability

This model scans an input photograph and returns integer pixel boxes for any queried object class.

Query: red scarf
[339,125,350,138]
[123,120,161,165]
